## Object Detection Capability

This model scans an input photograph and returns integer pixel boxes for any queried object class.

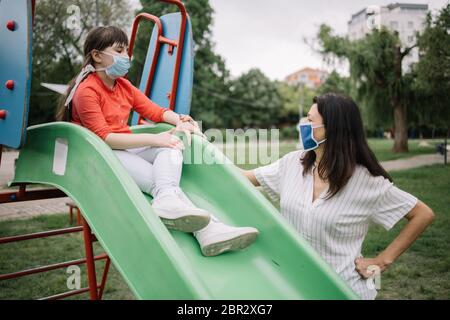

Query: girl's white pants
[113,146,183,198]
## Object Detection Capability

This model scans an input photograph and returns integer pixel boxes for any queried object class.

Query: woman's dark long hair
[55,26,128,121]
[301,93,392,199]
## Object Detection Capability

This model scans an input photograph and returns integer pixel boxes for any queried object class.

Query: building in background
[348,3,428,71]
[284,67,328,88]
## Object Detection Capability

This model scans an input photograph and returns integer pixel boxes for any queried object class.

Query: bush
[280,125,298,140]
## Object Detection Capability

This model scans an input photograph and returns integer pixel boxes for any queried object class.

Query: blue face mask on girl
[298,122,326,151]
[96,51,131,79]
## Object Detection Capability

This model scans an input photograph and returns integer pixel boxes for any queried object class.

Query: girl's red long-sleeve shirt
[71,73,167,140]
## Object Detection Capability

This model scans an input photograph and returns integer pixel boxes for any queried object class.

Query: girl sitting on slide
[56,26,258,257]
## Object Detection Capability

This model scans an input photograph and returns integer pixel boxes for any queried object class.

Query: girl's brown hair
[55,26,128,121]
[301,93,392,199]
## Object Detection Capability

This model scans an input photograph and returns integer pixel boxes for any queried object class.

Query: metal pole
[445,128,448,166]
[299,85,304,119]
[82,217,99,300]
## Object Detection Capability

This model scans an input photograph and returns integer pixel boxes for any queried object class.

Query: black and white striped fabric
[253,150,417,300]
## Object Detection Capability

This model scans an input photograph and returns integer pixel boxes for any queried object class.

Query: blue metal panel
[132,13,194,125]
[0,0,33,149]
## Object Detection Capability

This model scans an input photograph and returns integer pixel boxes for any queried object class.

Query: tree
[316,71,382,131]
[414,3,450,131]
[317,24,417,152]
[227,69,283,129]
[129,0,231,129]
[317,71,352,96]
[30,0,133,125]
[277,82,317,125]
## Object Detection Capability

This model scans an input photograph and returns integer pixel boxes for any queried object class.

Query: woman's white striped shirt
[253,150,417,299]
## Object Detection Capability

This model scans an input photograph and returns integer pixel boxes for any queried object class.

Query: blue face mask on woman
[298,122,326,151]
[97,51,131,79]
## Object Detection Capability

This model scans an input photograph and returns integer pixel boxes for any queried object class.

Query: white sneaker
[194,216,259,257]
[152,190,211,233]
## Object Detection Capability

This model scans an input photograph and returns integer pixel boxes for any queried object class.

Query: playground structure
[0,0,358,300]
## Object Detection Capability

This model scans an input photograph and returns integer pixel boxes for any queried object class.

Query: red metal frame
[0,182,110,300]
[128,13,164,99]
[0,226,83,245]
[0,213,111,300]
[31,0,36,24]
[82,217,100,300]
[128,0,188,125]
[0,183,67,203]
[67,202,82,225]
[162,0,188,110]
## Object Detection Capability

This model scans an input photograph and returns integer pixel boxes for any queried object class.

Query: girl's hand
[150,129,184,151]
[354,256,392,279]
[180,114,199,127]
[179,115,205,136]
[175,117,206,145]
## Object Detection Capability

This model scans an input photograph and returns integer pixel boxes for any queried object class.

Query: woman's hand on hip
[354,256,392,279]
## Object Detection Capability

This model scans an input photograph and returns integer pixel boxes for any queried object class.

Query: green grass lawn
[362,165,450,299]
[0,215,135,300]
[0,164,448,300]
[0,137,446,299]
[367,139,440,162]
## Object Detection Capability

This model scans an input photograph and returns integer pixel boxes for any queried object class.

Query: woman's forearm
[377,201,434,268]
[105,132,154,149]
[241,169,260,186]
[162,110,182,126]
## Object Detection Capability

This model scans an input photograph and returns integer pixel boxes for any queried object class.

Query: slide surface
[11,122,358,299]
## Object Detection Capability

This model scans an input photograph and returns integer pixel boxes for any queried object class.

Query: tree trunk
[391,43,409,153]
[392,98,409,152]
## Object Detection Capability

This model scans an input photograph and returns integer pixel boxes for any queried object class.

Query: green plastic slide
[11,122,358,299]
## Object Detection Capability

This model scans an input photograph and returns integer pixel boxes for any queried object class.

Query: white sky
[209,0,448,80]
[131,0,448,80]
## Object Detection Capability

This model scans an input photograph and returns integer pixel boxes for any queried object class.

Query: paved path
[0,150,17,192]
[0,149,448,221]
[381,152,448,171]
[0,151,70,221]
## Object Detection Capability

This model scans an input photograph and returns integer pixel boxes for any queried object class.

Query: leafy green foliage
[318,25,401,121]
[225,69,283,128]
[414,4,450,129]
[277,82,317,125]
[317,24,417,151]
[317,71,352,96]
[316,3,450,145]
